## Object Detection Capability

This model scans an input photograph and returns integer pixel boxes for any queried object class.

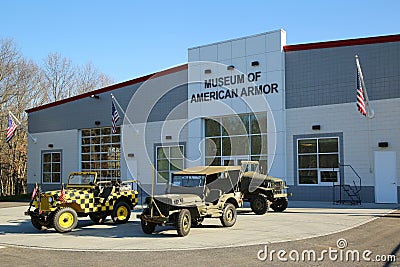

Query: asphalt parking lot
[0,201,397,252]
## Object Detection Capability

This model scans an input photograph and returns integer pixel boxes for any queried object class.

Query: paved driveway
[0,202,397,251]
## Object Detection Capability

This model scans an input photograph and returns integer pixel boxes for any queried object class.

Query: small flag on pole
[112,102,120,134]
[59,183,66,203]
[357,70,367,117]
[6,114,18,143]
[31,183,38,200]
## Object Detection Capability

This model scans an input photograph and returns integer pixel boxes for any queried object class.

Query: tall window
[205,113,267,171]
[42,151,61,183]
[297,137,339,185]
[156,145,184,183]
[81,127,121,179]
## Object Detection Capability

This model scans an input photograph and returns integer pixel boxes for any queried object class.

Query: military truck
[25,172,138,232]
[139,166,243,237]
[238,161,289,214]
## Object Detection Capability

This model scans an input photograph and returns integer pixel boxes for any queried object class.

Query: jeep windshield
[172,175,205,187]
[68,173,96,185]
[241,161,260,173]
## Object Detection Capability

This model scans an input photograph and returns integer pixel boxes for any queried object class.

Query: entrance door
[374,151,398,203]
[222,156,248,166]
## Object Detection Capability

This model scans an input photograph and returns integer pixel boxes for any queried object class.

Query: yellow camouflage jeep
[25,172,138,232]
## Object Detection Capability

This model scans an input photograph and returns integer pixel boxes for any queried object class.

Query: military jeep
[139,166,243,237]
[25,172,138,232]
[238,161,289,214]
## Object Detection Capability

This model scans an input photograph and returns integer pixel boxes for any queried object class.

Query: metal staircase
[333,164,362,205]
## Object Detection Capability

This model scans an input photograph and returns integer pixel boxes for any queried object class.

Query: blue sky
[1,0,399,83]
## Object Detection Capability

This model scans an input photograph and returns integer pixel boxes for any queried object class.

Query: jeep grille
[274,182,283,190]
[40,197,51,211]
[152,199,171,217]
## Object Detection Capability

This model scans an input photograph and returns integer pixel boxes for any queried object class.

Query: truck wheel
[271,198,288,212]
[176,209,191,237]
[141,219,156,234]
[112,201,131,224]
[53,207,78,232]
[89,213,108,224]
[220,203,237,227]
[192,217,204,227]
[250,194,268,215]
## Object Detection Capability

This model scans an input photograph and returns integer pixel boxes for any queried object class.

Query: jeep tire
[141,208,156,234]
[31,208,51,230]
[192,217,204,227]
[176,209,191,237]
[112,201,131,224]
[89,212,108,224]
[31,217,43,230]
[220,203,237,227]
[141,219,156,234]
[53,207,78,232]
[250,193,268,215]
[270,197,288,212]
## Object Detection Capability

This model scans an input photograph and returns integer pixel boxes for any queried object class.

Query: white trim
[155,145,185,184]
[297,137,340,186]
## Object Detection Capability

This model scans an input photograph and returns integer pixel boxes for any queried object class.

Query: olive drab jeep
[139,166,243,237]
[25,172,138,232]
[239,161,290,214]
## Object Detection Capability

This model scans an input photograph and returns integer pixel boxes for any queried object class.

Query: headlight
[48,196,53,203]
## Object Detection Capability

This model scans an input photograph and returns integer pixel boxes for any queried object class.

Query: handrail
[333,163,362,205]
[339,163,362,192]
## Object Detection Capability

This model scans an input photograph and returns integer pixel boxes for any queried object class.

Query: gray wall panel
[148,83,188,122]
[285,41,400,109]
[28,69,188,133]
[28,83,139,133]
[289,185,376,203]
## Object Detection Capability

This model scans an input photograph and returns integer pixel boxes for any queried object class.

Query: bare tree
[75,62,114,95]
[0,38,114,196]
[41,53,76,102]
[0,39,22,106]
[0,39,43,196]
[41,55,114,102]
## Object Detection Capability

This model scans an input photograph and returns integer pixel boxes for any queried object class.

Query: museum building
[26,30,400,203]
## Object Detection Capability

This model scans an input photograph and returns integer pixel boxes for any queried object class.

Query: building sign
[190,71,279,103]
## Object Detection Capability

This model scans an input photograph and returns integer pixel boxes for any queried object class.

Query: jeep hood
[150,194,203,205]
[242,171,283,182]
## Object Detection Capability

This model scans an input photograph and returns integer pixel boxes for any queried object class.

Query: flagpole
[355,55,374,173]
[355,55,375,119]
[8,111,37,143]
[110,93,135,126]
[111,93,139,138]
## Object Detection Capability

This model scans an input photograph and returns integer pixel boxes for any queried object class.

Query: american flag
[31,183,38,200]
[59,183,66,203]
[112,102,120,134]
[357,70,366,116]
[6,114,18,143]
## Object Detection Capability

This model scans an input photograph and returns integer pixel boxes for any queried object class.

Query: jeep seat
[168,185,205,198]
[99,186,115,204]
[206,178,234,194]
[205,188,222,203]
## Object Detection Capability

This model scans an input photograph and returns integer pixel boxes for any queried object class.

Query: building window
[156,145,184,184]
[205,113,267,171]
[81,127,121,179]
[42,151,61,183]
[297,137,339,185]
